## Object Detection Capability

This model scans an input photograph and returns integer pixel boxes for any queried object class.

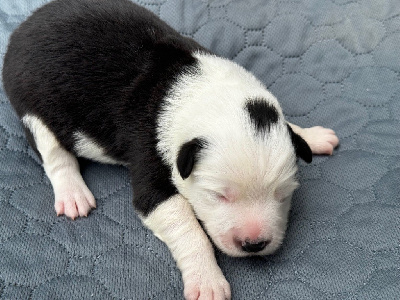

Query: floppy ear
[287,124,312,163]
[177,138,207,179]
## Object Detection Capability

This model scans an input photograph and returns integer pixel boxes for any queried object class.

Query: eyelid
[207,190,229,202]
[216,193,229,202]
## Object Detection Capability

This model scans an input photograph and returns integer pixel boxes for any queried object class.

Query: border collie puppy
[2,0,339,299]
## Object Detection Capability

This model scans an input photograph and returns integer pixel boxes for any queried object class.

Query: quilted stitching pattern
[1,0,399,299]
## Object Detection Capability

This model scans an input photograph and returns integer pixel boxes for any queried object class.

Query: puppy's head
[175,98,312,257]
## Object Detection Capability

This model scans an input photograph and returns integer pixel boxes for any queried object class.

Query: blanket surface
[0,0,399,299]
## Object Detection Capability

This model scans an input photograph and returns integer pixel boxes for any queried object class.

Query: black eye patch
[245,98,279,134]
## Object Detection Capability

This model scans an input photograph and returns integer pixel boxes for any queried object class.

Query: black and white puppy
[2,0,339,299]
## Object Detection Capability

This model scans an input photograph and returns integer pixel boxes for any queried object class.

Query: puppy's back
[3,0,190,114]
[3,0,203,160]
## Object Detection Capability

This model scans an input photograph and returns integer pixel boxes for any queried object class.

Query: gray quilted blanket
[1,0,399,299]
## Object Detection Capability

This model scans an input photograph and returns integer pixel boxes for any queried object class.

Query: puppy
[2,0,339,299]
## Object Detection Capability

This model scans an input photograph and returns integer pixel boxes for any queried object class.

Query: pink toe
[77,200,91,217]
[64,201,79,220]
[55,202,64,216]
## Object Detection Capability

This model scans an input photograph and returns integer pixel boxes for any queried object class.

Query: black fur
[287,125,312,163]
[2,0,206,216]
[245,98,279,134]
[177,138,207,180]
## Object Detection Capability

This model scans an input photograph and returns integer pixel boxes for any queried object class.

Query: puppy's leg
[288,122,339,155]
[142,194,231,300]
[22,115,96,219]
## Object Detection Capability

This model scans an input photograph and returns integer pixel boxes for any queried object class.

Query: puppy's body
[2,0,339,299]
[3,0,202,214]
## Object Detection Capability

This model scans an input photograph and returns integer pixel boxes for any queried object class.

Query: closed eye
[206,190,230,202]
[216,193,229,202]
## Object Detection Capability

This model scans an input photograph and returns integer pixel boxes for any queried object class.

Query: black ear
[287,124,312,163]
[177,138,207,179]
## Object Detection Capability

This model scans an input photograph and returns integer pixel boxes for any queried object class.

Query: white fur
[73,131,124,165]
[141,194,231,300]
[22,115,96,219]
[156,52,300,257]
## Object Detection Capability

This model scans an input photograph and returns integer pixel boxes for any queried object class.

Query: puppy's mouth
[199,220,283,257]
[212,234,280,257]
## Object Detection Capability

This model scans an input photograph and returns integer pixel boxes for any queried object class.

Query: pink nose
[245,223,262,241]
[232,221,272,252]
[234,221,271,253]
[234,221,262,241]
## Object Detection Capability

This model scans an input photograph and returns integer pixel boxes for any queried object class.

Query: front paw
[54,183,96,220]
[183,268,231,300]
